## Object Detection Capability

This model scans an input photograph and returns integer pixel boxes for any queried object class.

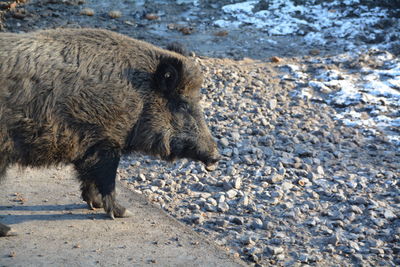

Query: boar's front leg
[74,141,131,219]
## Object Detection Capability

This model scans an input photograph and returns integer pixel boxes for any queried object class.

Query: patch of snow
[316,70,343,82]
[222,1,257,14]
[292,49,400,146]
[364,81,400,99]
[331,80,361,106]
[214,0,397,51]
[214,19,241,28]
[309,81,332,94]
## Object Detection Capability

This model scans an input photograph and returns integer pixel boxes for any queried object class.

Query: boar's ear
[153,57,183,94]
[166,42,188,56]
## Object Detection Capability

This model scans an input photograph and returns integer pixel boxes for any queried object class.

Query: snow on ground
[214,1,399,147]
[214,0,396,51]
[287,49,400,147]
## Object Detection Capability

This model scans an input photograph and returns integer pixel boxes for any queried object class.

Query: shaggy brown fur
[0,28,220,236]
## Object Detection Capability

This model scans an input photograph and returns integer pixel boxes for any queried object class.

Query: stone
[220,137,229,147]
[233,177,242,189]
[267,246,284,255]
[268,173,284,183]
[326,233,340,246]
[231,132,241,141]
[281,181,293,191]
[217,202,229,212]
[80,8,94,16]
[384,209,397,220]
[370,247,384,254]
[267,99,277,110]
[204,203,217,212]
[207,198,217,206]
[108,10,122,19]
[215,219,229,227]
[227,166,237,176]
[316,166,325,175]
[241,236,256,246]
[226,189,238,199]
[294,144,314,157]
[191,214,204,225]
[138,173,146,182]
[231,217,244,225]
[239,195,249,206]
[188,204,200,211]
[252,218,263,229]
[152,179,165,187]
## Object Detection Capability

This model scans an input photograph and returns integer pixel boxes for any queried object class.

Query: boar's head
[127,55,220,170]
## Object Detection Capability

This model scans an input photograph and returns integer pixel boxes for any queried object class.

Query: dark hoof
[107,208,132,220]
[103,195,131,219]
[81,182,103,210]
[86,198,104,210]
[0,223,17,237]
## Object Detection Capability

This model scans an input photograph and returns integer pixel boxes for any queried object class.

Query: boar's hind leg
[74,141,131,219]
[81,181,103,210]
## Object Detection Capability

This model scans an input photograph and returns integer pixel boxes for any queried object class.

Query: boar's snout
[169,132,220,170]
[198,137,220,171]
[204,142,220,165]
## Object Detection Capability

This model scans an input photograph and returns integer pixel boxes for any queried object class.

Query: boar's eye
[153,57,183,94]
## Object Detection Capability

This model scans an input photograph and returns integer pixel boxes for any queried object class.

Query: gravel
[118,55,400,266]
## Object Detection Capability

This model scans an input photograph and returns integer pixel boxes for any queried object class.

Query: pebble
[226,189,237,199]
[239,195,249,206]
[316,166,325,175]
[383,210,397,220]
[370,248,385,254]
[108,10,122,18]
[267,246,284,255]
[191,214,205,225]
[80,8,94,16]
[217,202,229,213]
[241,235,257,246]
[231,217,244,225]
[233,177,242,189]
[267,99,277,110]
[252,218,264,229]
[268,173,284,183]
[281,181,293,191]
[231,132,241,141]
[215,219,229,227]
[262,220,274,230]
[207,198,217,206]
[220,137,229,147]
[152,179,165,188]
[227,166,237,176]
[204,203,217,212]
[137,173,146,182]
[349,241,360,251]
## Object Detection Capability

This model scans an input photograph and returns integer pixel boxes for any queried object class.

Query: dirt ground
[0,166,244,266]
[0,0,356,60]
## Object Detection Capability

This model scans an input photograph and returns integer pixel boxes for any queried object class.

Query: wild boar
[0,28,220,236]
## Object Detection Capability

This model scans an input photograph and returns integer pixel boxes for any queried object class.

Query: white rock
[226,189,238,199]
[233,177,242,189]
[217,202,229,212]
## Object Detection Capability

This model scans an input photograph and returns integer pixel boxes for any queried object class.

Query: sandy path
[0,166,244,266]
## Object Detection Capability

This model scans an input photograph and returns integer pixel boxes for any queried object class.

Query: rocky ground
[1,0,399,266]
[120,56,400,266]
